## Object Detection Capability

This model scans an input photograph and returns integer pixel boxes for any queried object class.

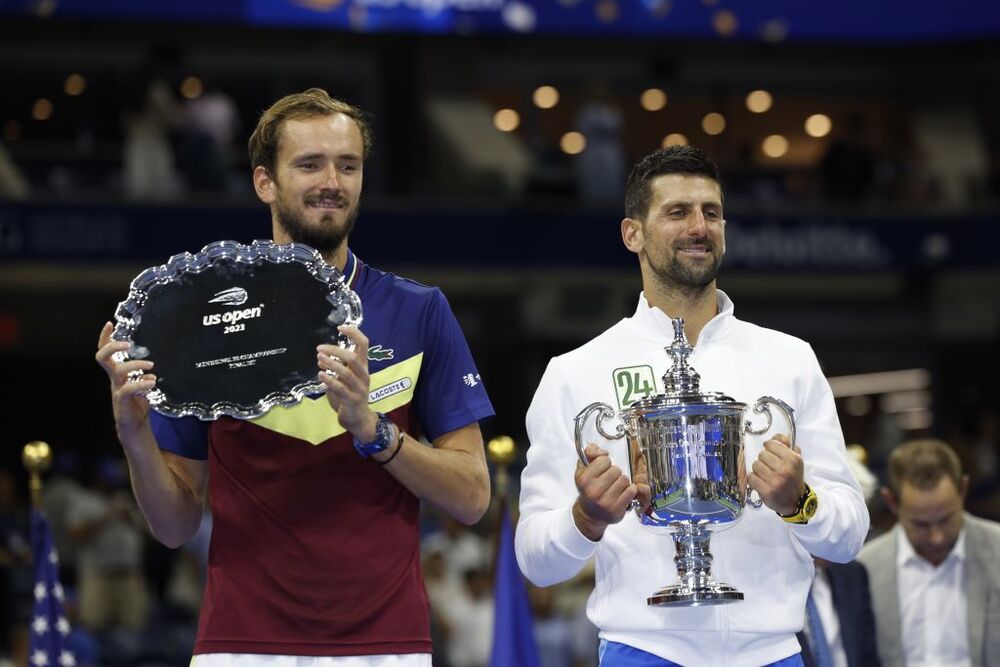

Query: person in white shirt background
[799,447,882,667]
[859,439,1000,667]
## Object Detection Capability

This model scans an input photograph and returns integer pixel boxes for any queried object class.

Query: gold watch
[778,483,818,524]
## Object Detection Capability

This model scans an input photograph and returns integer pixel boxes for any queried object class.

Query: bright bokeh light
[560,131,586,155]
[493,108,520,132]
[745,90,772,113]
[713,9,737,36]
[180,76,204,100]
[596,0,619,23]
[844,396,872,417]
[533,85,559,109]
[64,73,86,96]
[662,133,688,147]
[805,113,833,138]
[640,88,667,111]
[32,98,53,121]
[702,112,726,135]
[762,134,789,158]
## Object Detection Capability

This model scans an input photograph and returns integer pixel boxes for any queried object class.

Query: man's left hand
[747,434,804,516]
[318,325,377,442]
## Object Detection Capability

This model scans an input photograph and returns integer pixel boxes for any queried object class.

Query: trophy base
[646,583,744,607]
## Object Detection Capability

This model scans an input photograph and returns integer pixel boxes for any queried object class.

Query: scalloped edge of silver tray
[111,239,362,421]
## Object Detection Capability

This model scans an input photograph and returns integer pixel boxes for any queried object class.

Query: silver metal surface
[111,239,362,420]
[572,316,796,606]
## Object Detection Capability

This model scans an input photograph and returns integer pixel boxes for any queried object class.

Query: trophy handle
[744,396,796,508]
[574,402,646,518]
[573,402,625,466]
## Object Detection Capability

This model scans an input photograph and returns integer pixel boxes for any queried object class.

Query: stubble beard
[274,196,359,255]
[649,245,723,300]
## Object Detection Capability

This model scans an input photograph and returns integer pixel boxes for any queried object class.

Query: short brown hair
[624,145,721,221]
[248,87,373,175]
[886,439,963,496]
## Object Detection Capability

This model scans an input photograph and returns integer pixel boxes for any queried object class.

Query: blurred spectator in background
[61,587,101,667]
[446,567,494,667]
[573,86,625,207]
[0,142,29,200]
[179,79,240,194]
[0,469,31,667]
[442,516,490,575]
[966,409,1000,520]
[422,544,457,667]
[122,46,184,201]
[859,439,1000,667]
[422,514,492,667]
[41,450,85,588]
[564,568,599,667]
[820,113,877,202]
[799,558,881,667]
[530,584,575,667]
[799,446,881,667]
[67,456,149,632]
[166,504,212,618]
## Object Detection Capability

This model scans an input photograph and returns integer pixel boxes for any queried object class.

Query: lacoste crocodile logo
[368,345,394,362]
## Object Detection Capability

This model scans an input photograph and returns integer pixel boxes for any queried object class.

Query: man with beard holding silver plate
[95,88,494,666]
[516,146,869,667]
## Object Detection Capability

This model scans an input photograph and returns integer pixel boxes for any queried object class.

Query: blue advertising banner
[1,0,998,40]
[0,200,994,272]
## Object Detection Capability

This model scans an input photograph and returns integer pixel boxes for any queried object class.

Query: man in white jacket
[515,145,869,667]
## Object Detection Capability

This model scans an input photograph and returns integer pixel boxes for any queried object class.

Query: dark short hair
[886,439,963,497]
[248,87,372,175]
[624,145,720,220]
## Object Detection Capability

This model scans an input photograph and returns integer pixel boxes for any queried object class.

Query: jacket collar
[632,289,735,346]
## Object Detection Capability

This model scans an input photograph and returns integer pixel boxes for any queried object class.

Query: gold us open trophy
[575,319,795,606]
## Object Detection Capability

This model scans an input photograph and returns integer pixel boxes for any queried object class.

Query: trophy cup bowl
[573,318,795,607]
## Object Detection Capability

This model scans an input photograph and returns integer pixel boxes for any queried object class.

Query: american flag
[489,502,540,667]
[28,510,76,667]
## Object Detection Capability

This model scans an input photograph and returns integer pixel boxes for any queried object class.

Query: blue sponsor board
[1,0,998,40]
[0,200,994,271]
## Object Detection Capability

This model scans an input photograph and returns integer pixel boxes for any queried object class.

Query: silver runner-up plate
[111,240,363,420]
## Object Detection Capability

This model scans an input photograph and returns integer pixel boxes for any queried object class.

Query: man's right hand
[573,443,648,542]
[95,322,156,439]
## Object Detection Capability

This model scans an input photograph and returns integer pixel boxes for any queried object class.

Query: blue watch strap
[353,412,394,458]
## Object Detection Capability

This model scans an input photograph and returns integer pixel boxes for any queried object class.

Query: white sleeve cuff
[556,504,602,561]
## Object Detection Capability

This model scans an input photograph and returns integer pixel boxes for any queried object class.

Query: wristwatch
[778,483,819,524]
[353,412,396,458]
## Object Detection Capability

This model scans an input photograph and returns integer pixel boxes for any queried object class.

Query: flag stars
[32,516,73,667]
[31,615,49,635]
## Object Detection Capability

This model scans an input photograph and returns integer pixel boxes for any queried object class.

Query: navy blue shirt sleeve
[413,288,494,441]
[149,411,210,460]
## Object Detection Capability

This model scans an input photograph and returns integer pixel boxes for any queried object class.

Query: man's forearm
[118,425,204,548]
[515,505,597,587]
[572,500,611,541]
[378,427,490,525]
